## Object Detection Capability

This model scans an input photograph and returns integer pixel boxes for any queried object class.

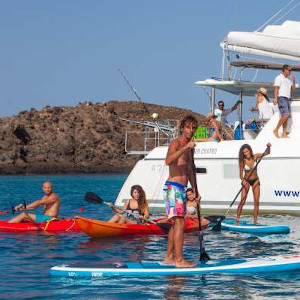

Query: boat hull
[50,255,300,277]
[75,216,201,238]
[0,219,80,232]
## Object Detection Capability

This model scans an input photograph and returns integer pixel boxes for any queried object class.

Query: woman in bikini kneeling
[236,143,271,225]
[108,185,149,224]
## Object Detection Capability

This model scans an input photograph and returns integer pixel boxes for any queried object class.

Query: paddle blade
[212,222,222,232]
[85,192,104,204]
[200,251,210,262]
[204,215,226,224]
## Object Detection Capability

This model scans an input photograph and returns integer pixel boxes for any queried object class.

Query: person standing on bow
[163,115,200,268]
[273,64,295,138]
[236,143,271,226]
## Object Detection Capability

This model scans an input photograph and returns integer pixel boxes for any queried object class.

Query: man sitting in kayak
[108,185,149,224]
[8,181,61,223]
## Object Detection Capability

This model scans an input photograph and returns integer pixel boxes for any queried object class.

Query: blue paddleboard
[50,255,300,277]
[220,219,290,234]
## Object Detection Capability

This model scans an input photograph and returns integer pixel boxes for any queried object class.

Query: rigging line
[275,0,300,24]
[256,0,296,31]
[201,86,212,101]
[117,68,151,115]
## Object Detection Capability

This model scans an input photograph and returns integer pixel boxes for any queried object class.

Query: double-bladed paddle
[84,192,172,233]
[212,145,271,231]
[11,200,27,215]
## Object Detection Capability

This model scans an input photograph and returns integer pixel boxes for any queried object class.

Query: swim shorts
[35,214,53,223]
[278,96,290,115]
[163,181,186,219]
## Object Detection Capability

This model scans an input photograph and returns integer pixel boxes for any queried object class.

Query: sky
[0,0,299,124]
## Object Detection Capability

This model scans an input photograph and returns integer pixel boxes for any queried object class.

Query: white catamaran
[116,20,300,216]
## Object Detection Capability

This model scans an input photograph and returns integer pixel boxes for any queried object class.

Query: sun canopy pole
[211,87,216,114]
[239,92,243,139]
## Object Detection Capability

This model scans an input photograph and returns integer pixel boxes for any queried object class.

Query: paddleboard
[220,219,290,234]
[50,255,300,277]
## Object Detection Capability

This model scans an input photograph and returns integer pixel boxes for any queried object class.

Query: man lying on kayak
[8,181,61,223]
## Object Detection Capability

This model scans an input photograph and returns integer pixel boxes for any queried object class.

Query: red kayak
[76,216,208,238]
[0,218,80,232]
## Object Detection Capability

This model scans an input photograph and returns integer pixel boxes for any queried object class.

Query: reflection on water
[164,276,185,300]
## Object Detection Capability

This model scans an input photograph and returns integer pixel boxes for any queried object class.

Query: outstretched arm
[109,200,128,214]
[16,196,57,211]
[255,143,271,160]
[231,100,242,112]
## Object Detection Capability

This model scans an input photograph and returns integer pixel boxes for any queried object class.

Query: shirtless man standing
[9,181,61,223]
[163,115,200,268]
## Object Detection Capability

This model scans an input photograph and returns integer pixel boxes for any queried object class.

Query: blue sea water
[0,174,300,299]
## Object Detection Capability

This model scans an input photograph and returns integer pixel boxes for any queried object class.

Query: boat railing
[124,130,172,155]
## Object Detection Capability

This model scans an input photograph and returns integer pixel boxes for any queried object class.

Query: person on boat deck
[194,113,223,143]
[215,100,241,139]
[235,143,271,226]
[107,185,149,224]
[273,64,295,138]
[8,181,61,223]
[164,115,200,268]
[255,87,274,121]
[185,188,210,226]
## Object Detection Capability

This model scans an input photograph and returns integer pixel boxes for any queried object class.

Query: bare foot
[164,257,174,265]
[282,134,289,138]
[175,259,195,268]
[235,220,240,226]
[273,130,280,138]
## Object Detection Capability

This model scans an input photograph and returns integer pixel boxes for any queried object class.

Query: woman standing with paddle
[107,185,149,224]
[236,143,271,225]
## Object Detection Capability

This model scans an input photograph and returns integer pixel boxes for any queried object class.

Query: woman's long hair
[130,185,148,214]
[239,144,254,164]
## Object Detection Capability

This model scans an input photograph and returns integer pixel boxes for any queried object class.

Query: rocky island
[0,101,205,174]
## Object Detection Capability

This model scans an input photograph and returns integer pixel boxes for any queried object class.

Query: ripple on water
[0,175,300,299]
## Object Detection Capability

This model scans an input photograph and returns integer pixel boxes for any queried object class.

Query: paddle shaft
[191,148,210,261]
[85,192,171,233]
[224,146,270,215]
